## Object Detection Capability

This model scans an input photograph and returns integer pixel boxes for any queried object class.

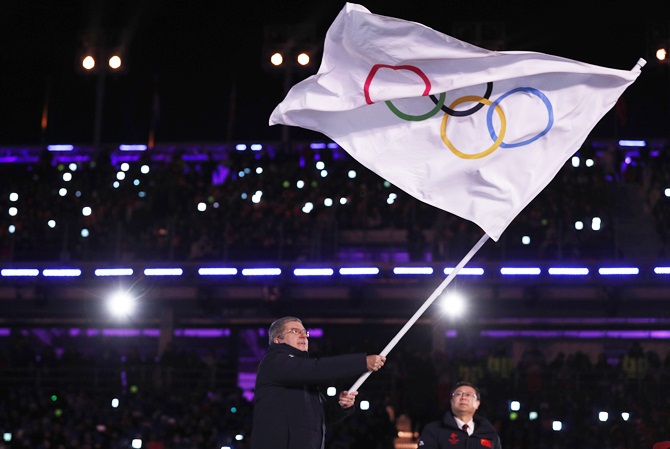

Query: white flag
[270,3,644,241]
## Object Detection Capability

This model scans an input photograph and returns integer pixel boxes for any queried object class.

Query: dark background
[2,0,670,146]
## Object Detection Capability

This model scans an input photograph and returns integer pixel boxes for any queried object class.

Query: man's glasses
[281,328,309,337]
[452,391,477,399]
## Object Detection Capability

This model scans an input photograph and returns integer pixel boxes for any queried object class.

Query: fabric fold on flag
[270,2,644,241]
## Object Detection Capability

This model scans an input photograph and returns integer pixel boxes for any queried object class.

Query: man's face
[450,385,480,416]
[275,320,309,351]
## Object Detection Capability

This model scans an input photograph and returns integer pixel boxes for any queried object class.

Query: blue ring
[486,87,554,148]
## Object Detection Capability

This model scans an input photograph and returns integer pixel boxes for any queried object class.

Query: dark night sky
[2,0,669,146]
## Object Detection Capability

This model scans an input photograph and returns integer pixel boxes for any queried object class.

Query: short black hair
[451,381,481,400]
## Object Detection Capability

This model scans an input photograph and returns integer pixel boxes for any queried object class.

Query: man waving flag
[270,3,644,241]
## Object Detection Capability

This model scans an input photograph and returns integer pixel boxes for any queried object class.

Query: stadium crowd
[1,141,668,264]
[0,332,669,448]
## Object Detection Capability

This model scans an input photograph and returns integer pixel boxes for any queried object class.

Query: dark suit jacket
[250,343,367,449]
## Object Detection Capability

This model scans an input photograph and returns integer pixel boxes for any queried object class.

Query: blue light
[310,143,327,149]
[118,144,147,151]
[618,140,646,147]
[481,329,670,339]
[47,144,74,152]
[1,269,39,277]
[443,267,484,275]
[393,267,433,275]
[500,267,541,275]
[198,268,238,276]
[598,267,639,275]
[42,269,82,277]
[294,268,334,276]
[241,268,281,276]
[235,144,247,151]
[95,268,134,277]
[143,268,183,276]
[339,267,380,275]
[548,267,589,275]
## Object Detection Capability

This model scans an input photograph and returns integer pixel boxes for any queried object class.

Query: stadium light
[78,33,128,155]
[107,290,136,318]
[270,52,283,66]
[262,24,319,147]
[439,291,466,317]
[82,54,96,70]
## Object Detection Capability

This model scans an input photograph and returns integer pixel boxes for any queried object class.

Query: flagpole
[348,233,490,393]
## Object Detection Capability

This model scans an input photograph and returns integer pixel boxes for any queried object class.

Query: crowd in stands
[1,140,668,263]
[640,147,670,256]
[1,331,669,448]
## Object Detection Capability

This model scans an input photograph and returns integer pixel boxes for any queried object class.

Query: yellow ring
[440,95,507,160]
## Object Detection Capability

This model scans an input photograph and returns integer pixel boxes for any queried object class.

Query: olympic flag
[270,3,644,241]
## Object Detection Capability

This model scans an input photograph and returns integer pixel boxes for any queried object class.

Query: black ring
[429,82,494,117]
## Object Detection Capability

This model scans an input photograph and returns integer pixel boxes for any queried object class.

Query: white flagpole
[349,233,490,393]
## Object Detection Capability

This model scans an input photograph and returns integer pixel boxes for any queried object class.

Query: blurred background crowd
[1,140,669,264]
[1,328,669,448]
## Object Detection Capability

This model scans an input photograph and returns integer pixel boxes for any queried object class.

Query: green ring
[385,92,445,121]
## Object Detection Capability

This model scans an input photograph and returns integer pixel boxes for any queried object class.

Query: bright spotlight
[270,52,283,66]
[82,55,96,70]
[297,52,311,66]
[108,55,122,69]
[107,291,135,318]
[591,217,601,231]
[439,291,466,317]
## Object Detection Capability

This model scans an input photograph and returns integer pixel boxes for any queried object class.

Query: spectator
[418,381,502,449]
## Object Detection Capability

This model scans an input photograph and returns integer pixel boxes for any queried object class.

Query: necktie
[463,424,469,434]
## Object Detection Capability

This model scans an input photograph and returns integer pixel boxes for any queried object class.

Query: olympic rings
[386,92,446,121]
[486,87,554,148]
[430,82,493,117]
[364,64,554,159]
[440,96,507,160]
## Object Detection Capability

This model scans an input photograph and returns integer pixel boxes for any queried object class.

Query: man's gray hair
[269,316,302,344]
